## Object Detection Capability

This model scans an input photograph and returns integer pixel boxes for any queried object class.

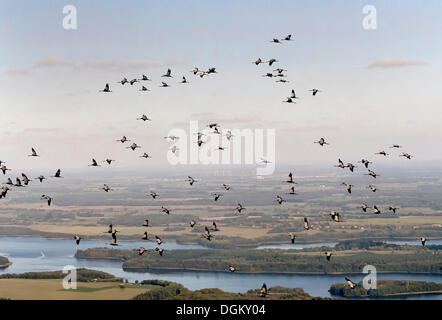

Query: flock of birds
[99,66,218,94]
[0,33,426,295]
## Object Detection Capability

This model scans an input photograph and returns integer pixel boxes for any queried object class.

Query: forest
[330,279,442,297]
[0,256,10,268]
[75,240,442,274]
[0,268,122,282]
[132,280,327,300]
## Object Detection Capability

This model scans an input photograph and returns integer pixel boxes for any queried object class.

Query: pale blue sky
[0,1,441,170]
[1,0,441,70]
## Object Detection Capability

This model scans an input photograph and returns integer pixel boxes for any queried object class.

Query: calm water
[0,237,441,299]
[0,237,206,275]
[386,239,442,246]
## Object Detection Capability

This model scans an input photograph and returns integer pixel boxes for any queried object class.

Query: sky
[0,0,441,173]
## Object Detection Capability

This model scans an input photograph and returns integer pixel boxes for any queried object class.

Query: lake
[0,237,441,299]
[386,239,442,246]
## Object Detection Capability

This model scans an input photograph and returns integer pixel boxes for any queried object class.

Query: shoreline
[335,290,442,299]
[120,266,442,276]
[1,234,441,248]
[385,290,442,297]
[0,262,13,269]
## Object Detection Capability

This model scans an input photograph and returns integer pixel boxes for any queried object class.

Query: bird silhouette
[325,252,332,261]
[309,88,321,96]
[99,83,111,92]
[51,169,63,178]
[28,148,39,157]
[41,195,52,206]
[288,232,296,244]
[74,235,82,245]
[315,138,329,146]
[260,283,268,298]
[303,217,311,230]
[88,159,101,167]
[161,206,170,215]
[345,277,356,289]
[235,203,246,213]
[102,184,112,192]
[342,182,353,194]
[162,68,172,78]
[1,165,11,175]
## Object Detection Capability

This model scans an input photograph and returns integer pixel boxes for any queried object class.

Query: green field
[0,279,150,300]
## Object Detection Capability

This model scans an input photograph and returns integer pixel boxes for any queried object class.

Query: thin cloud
[81,58,187,72]
[6,69,29,75]
[22,128,63,133]
[6,55,71,74]
[177,113,289,127]
[280,124,341,133]
[190,113,262,123]
[189,112,217,120]
[32,56,72,68]
[80,60,162,72]
[1,121,16,126]
[6,56,187,74]
[367,58,426,69]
